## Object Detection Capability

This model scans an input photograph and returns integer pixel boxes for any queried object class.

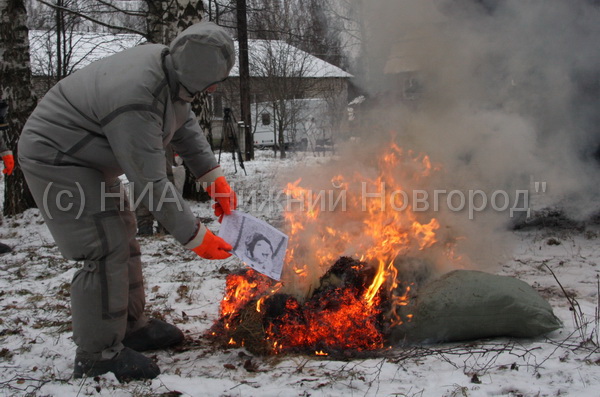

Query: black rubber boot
[0,242,11,254]
[137,224,154,236]
[73,347,160,382]
[122,319,184,352]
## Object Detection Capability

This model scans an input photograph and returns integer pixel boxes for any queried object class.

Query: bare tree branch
[95,0,148,17]
[35,0,147,36]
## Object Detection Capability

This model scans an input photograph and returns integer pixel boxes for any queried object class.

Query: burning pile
[209,140,460,355]
[210,257,398,355]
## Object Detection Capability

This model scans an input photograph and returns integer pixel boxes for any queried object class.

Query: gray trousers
[19,157,147,358]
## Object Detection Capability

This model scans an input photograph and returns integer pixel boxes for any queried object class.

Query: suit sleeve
[102,108,202,245]
[169,108,222,183]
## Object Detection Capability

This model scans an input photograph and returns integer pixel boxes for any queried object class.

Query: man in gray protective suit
[18,21,237,381]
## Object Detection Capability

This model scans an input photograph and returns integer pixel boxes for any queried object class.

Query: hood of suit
[169,21,235,94]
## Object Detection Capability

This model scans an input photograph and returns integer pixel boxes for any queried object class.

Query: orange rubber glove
[2,154,14,175]
[205,176,237,222]
[191,228,233,260]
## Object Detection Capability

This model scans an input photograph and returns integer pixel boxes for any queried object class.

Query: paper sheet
[218,210,288,280]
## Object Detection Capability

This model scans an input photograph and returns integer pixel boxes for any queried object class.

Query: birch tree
[144,0,210,201]
[0,0,37,215]
[145,0,204,44]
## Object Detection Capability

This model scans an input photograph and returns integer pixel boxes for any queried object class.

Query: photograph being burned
[218,210,288,280]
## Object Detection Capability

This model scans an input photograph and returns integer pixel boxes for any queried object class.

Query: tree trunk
[55,0,63,78]
[145,0,205,44]
[278,126,286,159]
[236,0,253,161]
[144,1,168,44]
[0,0,37,216]
[145,0,210,201]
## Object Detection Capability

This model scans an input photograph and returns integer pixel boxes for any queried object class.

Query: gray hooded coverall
[18,22,234,358]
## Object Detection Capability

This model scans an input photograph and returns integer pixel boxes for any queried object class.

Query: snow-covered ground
[1,151,599,397]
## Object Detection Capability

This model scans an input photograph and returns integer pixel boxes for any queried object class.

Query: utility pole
[56,0,63,79]
[236,0,253,160]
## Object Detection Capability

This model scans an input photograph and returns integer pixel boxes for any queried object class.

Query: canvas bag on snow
[389,270,562,344]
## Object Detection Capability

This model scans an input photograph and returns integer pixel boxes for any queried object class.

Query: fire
[364,259,388,306]
[285,144,439,271]
[280,140,441,297]
[265,288,384,354]
[217,269,279,332]
[212,138,456,355]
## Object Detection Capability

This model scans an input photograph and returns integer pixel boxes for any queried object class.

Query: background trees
[0,0,38,215]
[27,0,145,88]
[242,0,347,159]
[1,0,354,215]
[246,0,345,68]
[249,40,322,158]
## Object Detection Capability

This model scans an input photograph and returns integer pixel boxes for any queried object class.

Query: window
[261,112,271,126]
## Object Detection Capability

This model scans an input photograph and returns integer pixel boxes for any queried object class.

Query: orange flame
[281,140,441,296]
[214,136,458,354]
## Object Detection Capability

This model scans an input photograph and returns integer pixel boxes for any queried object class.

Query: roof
[29,30,145,76]
[230,40,352,79]
[28,31,352,79]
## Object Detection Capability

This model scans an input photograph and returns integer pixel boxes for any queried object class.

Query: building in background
[28,32,353,150]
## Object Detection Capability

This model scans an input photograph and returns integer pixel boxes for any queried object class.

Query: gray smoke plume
[333,0,600,267]
[277,1,600,292]
[355,0,600,216]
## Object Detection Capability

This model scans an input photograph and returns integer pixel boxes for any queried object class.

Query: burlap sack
[389,270,562,344]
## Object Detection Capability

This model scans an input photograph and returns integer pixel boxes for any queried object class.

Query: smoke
[276,1,600,292]
[333,0,600,266]
[358,0,600,210]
